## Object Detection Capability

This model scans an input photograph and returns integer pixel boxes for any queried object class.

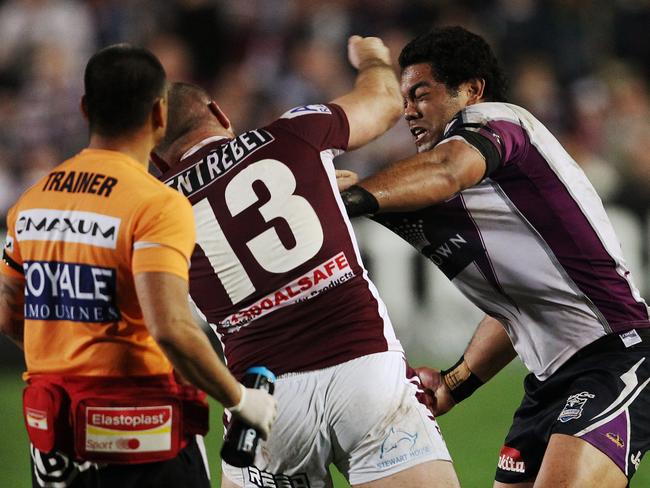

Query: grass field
[1,364,648,487]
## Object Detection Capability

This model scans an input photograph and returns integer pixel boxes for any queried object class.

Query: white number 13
[225,158,323,272]
[194,159,324,304]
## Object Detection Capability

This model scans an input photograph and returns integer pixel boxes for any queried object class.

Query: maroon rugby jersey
[161,104,402,378]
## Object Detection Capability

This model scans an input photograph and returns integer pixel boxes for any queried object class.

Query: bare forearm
[157,319,277,439]
[134,272,242,408]
[355,62,402,114]
[464,315,517,382]
[358,139,486,213]
[439,315,515,404]
[333,59,402,149]
[361,154,462,212]
[155,321,240,407]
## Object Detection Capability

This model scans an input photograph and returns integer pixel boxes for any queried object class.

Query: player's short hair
[84,44,167,137]
[399,26,508,102]
[156,82,211,154]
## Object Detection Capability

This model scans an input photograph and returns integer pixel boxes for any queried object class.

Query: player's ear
[463,78,486,104]
[208,101,231,130]
[80,95,89,121]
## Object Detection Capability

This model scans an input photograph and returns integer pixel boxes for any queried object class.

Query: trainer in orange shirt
[0,44,276,488]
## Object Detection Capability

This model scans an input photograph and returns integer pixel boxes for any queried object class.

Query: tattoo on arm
[0,276,24,349]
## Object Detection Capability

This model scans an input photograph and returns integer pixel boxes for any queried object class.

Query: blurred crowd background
[1,0,649,358]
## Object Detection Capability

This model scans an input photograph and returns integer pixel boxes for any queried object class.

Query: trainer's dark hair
[399,26,508,102]
[84,44,167,137]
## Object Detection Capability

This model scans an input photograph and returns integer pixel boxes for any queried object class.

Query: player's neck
[162,126,234,168]
[87,131,156,168]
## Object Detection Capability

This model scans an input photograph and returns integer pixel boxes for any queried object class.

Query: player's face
[401,63,470,153]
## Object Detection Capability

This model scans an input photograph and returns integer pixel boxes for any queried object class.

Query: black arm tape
[2,250,23,275]
[340,185,379,217]
[450,128,501,178]
[442,355,484,404]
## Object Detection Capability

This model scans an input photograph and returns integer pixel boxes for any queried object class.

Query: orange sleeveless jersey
[0,149,195,377]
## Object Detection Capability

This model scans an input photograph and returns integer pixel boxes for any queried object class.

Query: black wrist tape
[442,355,484,404]
[340,185,379,217]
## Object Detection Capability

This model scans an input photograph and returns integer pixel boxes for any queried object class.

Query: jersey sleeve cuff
[2,250,23,276]
[132,245,190,281]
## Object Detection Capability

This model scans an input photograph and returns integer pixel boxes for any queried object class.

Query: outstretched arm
[342,138,487,216]
[135,271,277,438]
[332,36,402,150]
[417,315,517,416]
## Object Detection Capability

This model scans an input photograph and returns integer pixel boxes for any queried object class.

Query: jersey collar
[181,136,229,161]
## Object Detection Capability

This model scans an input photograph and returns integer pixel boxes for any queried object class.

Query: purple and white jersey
[161,104,401,379]
[374,102,650,380]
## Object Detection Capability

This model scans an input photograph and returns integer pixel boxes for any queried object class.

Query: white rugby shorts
[222,351,451,487]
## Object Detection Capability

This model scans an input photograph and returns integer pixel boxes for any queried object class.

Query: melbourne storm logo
[558,391,595,423]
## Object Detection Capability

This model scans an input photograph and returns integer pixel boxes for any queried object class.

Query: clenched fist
[414,366,457,417]
[336,169,359,192]
[347,35,392,71]
[228,385,278,440]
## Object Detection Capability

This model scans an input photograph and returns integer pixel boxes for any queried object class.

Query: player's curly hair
[399,26,508,102]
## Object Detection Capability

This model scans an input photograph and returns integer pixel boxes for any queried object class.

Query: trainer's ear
[80,95,89,121]
[208,101,231,130]
[152,96,167,131]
